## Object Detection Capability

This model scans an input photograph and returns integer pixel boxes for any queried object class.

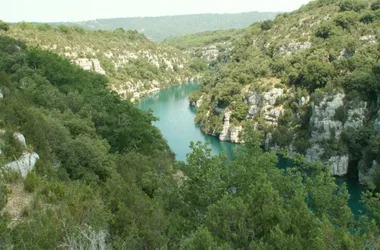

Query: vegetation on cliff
[0,35,379,249]
[190,0,380,189]
[0,22,195,100]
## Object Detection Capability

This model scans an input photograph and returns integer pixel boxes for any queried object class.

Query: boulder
[5,152,40,178]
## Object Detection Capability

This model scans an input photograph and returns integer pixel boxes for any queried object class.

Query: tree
[0,20,9,31]
[340,0,369,12]
[260,20,274,31]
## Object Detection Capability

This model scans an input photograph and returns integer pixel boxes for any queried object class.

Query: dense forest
[55,12,278,42]
[188,0,380,190]
[0,0,379,248]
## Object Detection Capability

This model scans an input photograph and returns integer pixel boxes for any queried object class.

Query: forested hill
[54,12,278,42]
[190,0,380,189]
[0,36,379,249]
[0,22,194,101]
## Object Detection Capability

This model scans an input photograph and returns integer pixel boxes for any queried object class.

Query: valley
[0,0,380,248]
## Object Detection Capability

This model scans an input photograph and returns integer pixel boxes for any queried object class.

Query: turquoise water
[137,82,235,161]
[137,82,362,216]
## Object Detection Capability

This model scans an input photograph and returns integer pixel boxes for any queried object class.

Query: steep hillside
[0,32,379,250]
[0,22,193,101]
[164,29,244,63]
[191,0,380,189]
[56,12,278,42]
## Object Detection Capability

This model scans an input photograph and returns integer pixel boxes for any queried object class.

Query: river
[137,82,363,217]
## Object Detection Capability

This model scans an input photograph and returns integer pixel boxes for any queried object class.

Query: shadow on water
[137,82,362,218]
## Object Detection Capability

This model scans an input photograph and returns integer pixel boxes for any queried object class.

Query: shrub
[0,21,9,31]
[360,12,376,23]
[24,172,40,193]
[260,20,274,31]
[57,25,69,34]
[340,0,368,12]
[371,0,380,10]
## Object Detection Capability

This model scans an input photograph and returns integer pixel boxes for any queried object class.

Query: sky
[2,0,312,23]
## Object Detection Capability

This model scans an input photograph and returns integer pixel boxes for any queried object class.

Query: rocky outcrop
[306,93,347,175]
[245,88,284,124]
[3,133,39,178]
[190,95,204,108]
[309,93,345,140]
[75,58,106,75]
[359,35,377,44]
[328,155,349,176]
[202,46,219,61]
[5,153,40,178]
[278,42,312,55]
[219,111,243,143]
[306,92,367,176]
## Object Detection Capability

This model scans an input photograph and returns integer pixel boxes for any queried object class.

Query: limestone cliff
[2,25,192,101]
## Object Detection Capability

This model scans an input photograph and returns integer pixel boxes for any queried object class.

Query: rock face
[190,95,204,108]
[309,93,345,140]
[328,155,349,176]
[5,153,40,178]
[305,92,367,176]
[219,111,243,143]
[278,42,312,55]
[245,88,284,124]
[75,58,106,75]
[3,133,40,178]
[202,46,219,61]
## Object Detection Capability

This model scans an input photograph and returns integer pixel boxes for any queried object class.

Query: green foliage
[57,24,69,34]
[0,184,9,210]
[371,0,380,10]
[340,0,369,12]
[315,22,337,39]
[0,20,9,31]
[55,12,278,42]
[189,58,208,73]
[1,131,24,161]
[24,172,40,193]
[260,20,274,30]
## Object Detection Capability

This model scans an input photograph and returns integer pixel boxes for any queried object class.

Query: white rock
[344,102,367,129]
[13,133,26,146]
[219,111,243,143]
[0,92,3,99]
[92,59,106,75]
[5,152,39,178]
[309,93,345,140]
[278,42,312,55]
[329,155,349,176]
[298,96,310,106]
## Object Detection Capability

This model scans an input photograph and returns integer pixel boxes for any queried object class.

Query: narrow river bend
[137,82,363,217]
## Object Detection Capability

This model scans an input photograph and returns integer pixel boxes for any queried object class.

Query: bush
[371,0,380,10]
[340,0,369,12]
[0,21,9,31]
[360,12,376,23]
[260,20,274,31]
[57,25,69,34]
[0,185,9,210]
[24,172,40,193]
[334,105,347,122]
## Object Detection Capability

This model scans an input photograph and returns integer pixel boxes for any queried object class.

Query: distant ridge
[52,12,278,42]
